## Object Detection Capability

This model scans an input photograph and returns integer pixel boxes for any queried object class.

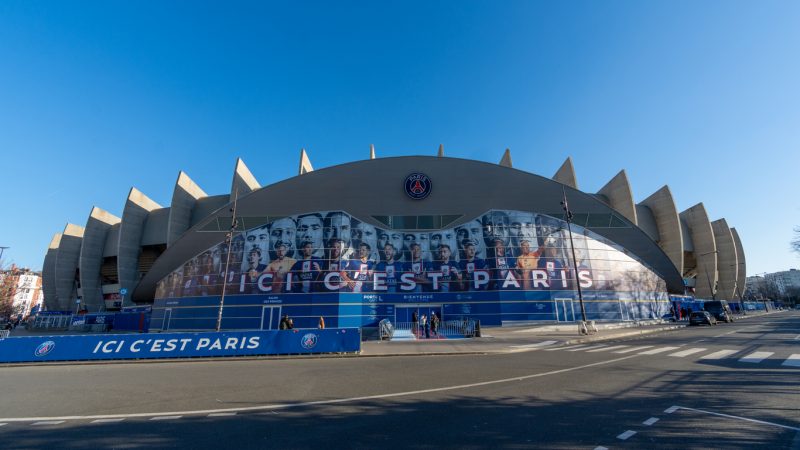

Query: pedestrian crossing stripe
[669,348,707,358]
[739,351,773,363]
[782,354,800,367]
[700,349,739,360]
[639,346,679,355]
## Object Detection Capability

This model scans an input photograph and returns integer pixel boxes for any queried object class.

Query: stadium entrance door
[395,304,443,327]
[260,305,282,330]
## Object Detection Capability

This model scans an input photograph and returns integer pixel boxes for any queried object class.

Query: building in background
[0,265,44,319]
[41,149,747,329]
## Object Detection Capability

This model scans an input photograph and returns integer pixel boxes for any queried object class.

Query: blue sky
[1,0,798,276]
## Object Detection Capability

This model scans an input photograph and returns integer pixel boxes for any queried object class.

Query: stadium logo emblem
[34,341,56,357]
[301,333,318,349]
[404,173,432,200]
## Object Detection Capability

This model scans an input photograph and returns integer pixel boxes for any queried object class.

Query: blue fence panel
[0,329,361,363]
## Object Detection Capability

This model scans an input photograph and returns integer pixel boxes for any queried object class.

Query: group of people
[411,311,441,339]
[277,314,326,330]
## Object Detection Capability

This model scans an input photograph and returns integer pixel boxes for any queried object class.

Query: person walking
[430,312,439,337]
[422,314,430,339]
[318,316,325,329]
[411,311,418,337]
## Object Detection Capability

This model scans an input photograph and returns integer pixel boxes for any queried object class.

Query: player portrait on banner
[243,224,270,270]
[482,211,510,259]
[508,211,537,258]
[352,219,380,263]
[290,240,323,293]
[268,216,297,261]
[296,213,325,259]
[456,220,486,262]
[324,211,353,261]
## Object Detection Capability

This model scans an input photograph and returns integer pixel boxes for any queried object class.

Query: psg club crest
[301,333,318,349]
[34,340,56,357]
[404,172,432,200]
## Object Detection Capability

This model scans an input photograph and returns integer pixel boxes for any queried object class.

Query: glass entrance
[261,305,282,330]
[555,298,575,322]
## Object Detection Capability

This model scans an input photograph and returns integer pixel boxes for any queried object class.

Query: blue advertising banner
[0,329,360,363]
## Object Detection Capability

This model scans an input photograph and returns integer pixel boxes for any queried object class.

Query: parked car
[689,311,717,326]
[704,300,734,323]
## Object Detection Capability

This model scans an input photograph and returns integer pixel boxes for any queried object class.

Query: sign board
[0,329,360,363]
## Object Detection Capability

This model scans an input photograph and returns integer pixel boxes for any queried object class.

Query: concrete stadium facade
[41,149,746,331]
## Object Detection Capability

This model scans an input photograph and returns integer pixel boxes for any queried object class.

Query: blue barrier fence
[0,329,361,363]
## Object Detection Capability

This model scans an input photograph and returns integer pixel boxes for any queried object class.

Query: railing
[29,314,73,330]
[378,319,394,341]
[391,319,478,339]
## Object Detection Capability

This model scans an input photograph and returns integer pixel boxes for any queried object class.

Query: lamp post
[215,189,239,332]
[560,187,588,334]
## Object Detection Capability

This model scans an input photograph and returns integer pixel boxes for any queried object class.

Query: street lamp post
[215,189,239,332]
[560,188,588,334]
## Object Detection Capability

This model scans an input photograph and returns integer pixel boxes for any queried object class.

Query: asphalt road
[1,312,798,449]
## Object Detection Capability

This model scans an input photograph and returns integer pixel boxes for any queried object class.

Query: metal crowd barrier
[378,319,394,340]
[390,319,477,339]
[0,330,9,340]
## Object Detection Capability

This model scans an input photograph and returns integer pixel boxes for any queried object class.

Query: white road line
[509,340,558,349]
[32,421,64,426]
[0,423,6,427]
[781,354,800,367]
[91,418,125,423]
[714,330,738,338]
[739,351,773,363]
[700,350,739,360]
[639,346,680,355]
[672,406,800,432]
[642,417,659,426]
[150,415,182,421]
[669,348,707,358]
[569,344,606,352]
[0,354,641,423]
[587,345,629,353]
[208,412,237,417]
[794,335,800,341]
[614,345,654,354]
[546,344,588,352]
[664,406,679,413]
[593,447,608,450]
[617,430,636,440]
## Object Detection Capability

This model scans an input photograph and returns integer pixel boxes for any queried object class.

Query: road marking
[614,345,653,354]
[0,355,641,423]
[669,348,707,358]
[794,335,800,341]
[782,354,800,367]
[150,415,182,421]
[617,430,636,440]
[664,406,679,413]
[639,346,679,355]
[509,340,558,349]
[587,345,629,353]
[593,447,608,450]
[546,344,588,351]
[0,423,6,427]
[569,344,606,352]
[208,412,237,417]
[643,417,659,426]
[739,351,773,363]
[700,350,739,360]
[32,421,64,426]
[714,330,738,338]
[671,406,800,432]
[91,418,125,423]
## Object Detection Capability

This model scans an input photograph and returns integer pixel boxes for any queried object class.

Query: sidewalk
[360,310,774,357]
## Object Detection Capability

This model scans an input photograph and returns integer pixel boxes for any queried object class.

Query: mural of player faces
[243,224,270,268]
[268,216,297,261]
[352,220,379,261]
[296,213,325,258]
[508,211,536,257]
[324,211,352,257]
[482,211,511,254]
[456,220,486,261]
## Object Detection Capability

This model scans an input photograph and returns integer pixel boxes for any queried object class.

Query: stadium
[41,148,747,331]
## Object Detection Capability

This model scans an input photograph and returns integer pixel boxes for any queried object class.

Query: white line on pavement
[672,406,800,432]
[664,406,679,413]
[700,350,739,360]
[150,416,182,421]
[208,412,237,417]
[739,351,773,363]
[640,346,680,355]
[0,355,641,423]
[0,423,6,427]
[714,330,739,338]
[782,354,800,367]
[546,344,587,352]
[642,417,659,426]
[509,340,558,349]
[32,421,64,426]
[91,418,125,423]
[593,447,608,450]
[569,344,606,352]
[669,348,707,358]
[614,345,654,353]
[587,345,629,353]
[617,430,636,440]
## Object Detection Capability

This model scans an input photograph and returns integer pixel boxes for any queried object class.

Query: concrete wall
[55,224,85,311]
[731,227,747,299]
[230,158,260,202]
[638,186,683,275]
[117,188,161,307]
[552,157,578,189]
[79,207,120,311]
[680,203,717,299]
[711,218,737,300]
[141,207,170,246]
[42,233,62,311]
[596,169,637,224]
[167,171,207,247]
